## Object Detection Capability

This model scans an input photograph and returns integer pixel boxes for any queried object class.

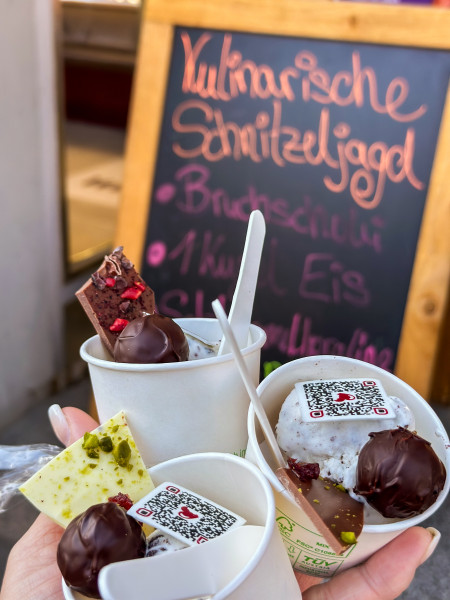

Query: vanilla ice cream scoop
[276,390,414,494]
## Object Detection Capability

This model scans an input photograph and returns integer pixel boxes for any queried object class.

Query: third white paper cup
[246,355,450,578]
[99,452,301,600]
[80,318,266,466]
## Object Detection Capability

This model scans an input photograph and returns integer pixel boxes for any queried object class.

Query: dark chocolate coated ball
[354,427,446,519]
[114,313,189,363]
[57,502,146,598]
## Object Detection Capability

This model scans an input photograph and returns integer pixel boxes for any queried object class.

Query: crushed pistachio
[335,484,347,493]
[113,439,131,467]
[313,499,320,504]
[88,464,97,469]
[99,436,113,452]
[62,508,73,520]
[86,448,99,459]
[340,531,357,545]
[324,485,330,490]
[82,433,99,449]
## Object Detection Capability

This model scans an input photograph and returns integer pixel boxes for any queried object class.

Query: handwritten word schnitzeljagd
[173,32,426,209]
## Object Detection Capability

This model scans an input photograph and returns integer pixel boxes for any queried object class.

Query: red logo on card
[196,536,208,544]
[373,407,388,415]
[178,505,199,520]
[362,380,376,387]
[334,392,356,402]
[166,486,180,494]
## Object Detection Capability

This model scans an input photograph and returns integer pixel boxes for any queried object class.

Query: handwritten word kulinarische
[181,33,426,122]
[174,32,426,209]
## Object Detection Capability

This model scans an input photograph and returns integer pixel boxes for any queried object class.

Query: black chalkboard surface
[117,0,450,398]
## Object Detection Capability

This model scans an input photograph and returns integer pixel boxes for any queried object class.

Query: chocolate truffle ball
[354,427,446,519]
[114,313,189,363]
[57,502,146,598]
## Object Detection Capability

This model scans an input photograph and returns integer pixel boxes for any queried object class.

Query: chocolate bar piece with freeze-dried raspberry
[76,246,155,356]
[276,466,364,555]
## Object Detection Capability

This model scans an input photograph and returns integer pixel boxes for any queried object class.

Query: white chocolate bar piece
[20,411,154,527]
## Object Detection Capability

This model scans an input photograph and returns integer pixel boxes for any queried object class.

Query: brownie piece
[76,246,155,356]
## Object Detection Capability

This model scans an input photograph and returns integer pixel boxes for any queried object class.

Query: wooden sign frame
[116,0,450,400]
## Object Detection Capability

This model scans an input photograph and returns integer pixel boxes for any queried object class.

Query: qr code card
[295,378,395,423]
[128,482,246,546]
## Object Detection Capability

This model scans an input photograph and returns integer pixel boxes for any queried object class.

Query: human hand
[0,407,441,600]
[295,525,440,600]
[0,406,98,600]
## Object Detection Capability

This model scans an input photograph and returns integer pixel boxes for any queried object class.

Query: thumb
[302,526,437,600]
[48,405,99,447]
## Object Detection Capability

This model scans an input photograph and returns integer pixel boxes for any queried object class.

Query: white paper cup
[63,453,301,600]
[246,355,450,578]
[80,318,266,466]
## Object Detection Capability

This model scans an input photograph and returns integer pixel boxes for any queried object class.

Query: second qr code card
[295,378,395,422]
[128,482,246,546]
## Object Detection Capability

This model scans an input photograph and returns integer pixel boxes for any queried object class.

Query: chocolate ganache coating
[354,427,446,519]
[114,313,189,363]
[57,502,146,599]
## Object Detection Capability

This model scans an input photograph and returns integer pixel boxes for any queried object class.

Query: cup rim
[148,452,276,599]
[80,318,266,372]
[247,355,450,534]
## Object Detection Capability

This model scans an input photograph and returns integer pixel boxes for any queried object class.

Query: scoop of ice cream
[354,427,446,519]
[185,334,220,360]
[276,390,414,493]
[57,502,146,598]
[114,313,189,363]
[145,529,187,557]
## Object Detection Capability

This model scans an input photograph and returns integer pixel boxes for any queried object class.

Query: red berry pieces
[134,281,146,292]
[105,277,116,287]
[108,492,134,511]
[109,318,129,332]
[288,458,320,481]
[121,287,143,300]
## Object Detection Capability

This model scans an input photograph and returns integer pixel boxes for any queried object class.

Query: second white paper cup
[80,318,266,466]
[246,355,450,578]
[63,453,301,600]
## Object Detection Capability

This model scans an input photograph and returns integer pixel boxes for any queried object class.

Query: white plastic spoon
[212,299,285,469]
[97,525,265,600]
[217,210,266,356]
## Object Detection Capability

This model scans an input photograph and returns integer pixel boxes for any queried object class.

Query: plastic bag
[0,443,61,513]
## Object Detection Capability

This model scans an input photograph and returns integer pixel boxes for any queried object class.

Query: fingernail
[420,527,441,564]
[48,404,71,446]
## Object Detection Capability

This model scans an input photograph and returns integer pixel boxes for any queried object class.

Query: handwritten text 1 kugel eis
[172,31,425,210]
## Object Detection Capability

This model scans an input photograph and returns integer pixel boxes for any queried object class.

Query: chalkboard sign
[117,0,450,399]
